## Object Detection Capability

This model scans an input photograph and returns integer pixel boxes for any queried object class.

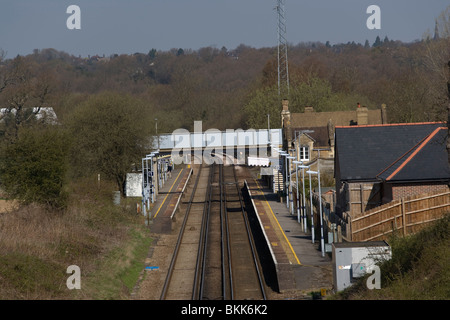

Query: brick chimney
[304,106,314,113]
[381,104,388,124]
[356,106,368,125]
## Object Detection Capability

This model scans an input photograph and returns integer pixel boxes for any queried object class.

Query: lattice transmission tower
[276,0,289,99]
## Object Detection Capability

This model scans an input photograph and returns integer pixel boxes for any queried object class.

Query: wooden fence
[350,190,450,241]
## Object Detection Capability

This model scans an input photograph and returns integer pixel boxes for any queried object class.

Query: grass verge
[0,177,153,300]
[79,227,152,299]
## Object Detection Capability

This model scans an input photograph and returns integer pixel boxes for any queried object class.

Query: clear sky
[0,0,447,58]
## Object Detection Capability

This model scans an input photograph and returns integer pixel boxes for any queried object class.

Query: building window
[300,146,309,161]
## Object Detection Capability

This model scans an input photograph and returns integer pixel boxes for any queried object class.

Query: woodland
[1,34,449,134]
[0,9,449,203]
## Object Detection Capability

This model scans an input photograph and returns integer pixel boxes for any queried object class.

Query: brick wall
[392,182,449,200]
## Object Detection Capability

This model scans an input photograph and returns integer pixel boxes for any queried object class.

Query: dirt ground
[0,200,18,213]
[131,230,179,300]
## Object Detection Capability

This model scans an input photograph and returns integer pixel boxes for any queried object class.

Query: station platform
[149,165,192,234]
[243,167,332,294]
[146,163,332,294]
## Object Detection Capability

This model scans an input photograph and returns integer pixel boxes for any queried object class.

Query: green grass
[78,226,152,300]
[0,177,154,300]
[0,253,66,299]
[119,229,153,291]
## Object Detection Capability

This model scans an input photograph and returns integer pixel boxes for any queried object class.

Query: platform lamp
[142,152,156,224]
[294,161,309,231]
[151,151,159,204]
[155,118,159,151]
[306,170,315,244]
[287,156,296,215]
[271,145,280,157]
[279,151,288,208]
[141,155,148,219]
[306,169,325,257]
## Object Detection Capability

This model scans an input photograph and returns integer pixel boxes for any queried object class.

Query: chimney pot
[304,106,314,113]
[356,106,368,125]
[282,99,289,111]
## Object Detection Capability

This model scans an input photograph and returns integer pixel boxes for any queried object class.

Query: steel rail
[160,164,203,300]
[220,164,231,300]
[232,165,267,300]
[223,165,234,300]
[194,163,215,299]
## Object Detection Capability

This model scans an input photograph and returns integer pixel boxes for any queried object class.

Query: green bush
[67,92,152,196]
[0,126,70,209]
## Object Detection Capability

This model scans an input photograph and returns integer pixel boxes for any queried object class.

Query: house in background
[334,122,450,218]
[0,107,58,124]
[282,101,387,175]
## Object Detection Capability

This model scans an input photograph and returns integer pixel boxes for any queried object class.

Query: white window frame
[299,145,309,161]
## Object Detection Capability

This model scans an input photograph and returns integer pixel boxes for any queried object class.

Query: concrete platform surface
[244,167,333,293]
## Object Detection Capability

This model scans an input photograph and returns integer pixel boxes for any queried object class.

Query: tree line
[2,34,448,132]
[0,7,448,208]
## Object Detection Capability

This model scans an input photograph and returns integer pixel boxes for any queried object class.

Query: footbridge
[152,127,282,155]
[140,127,284,217]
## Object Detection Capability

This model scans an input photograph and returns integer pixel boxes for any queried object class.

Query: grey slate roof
[335,122,450,182]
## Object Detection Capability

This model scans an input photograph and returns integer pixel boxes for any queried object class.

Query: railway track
[221,164,266,300]
[160,163,266,300]
[160,164,210,300]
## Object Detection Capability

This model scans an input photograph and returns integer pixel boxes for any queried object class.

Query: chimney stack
[356,105,368,125]
[381,104,388,124]
[304,106,314,113]
[282,99,289,111]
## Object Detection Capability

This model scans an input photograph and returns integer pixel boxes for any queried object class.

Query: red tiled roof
[335,121,446,129]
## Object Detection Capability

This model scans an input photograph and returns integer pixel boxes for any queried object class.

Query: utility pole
[276,0,289,99]
[155,118,159,150]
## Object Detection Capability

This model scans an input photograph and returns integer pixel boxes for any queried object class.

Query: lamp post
[306,170,325,257]
[306,170,314,243]
[292,161,301,224]
[280,151,288,208]
[151,151,158,204]
[287,156,295,215]
[155,118,159,151]
[142,156,147,218]
[142,152,157,225]
[312,147,330,175]
[294,161,309,231]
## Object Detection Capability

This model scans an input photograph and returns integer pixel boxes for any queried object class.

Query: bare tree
[423,6,450,165]
[0,56,52,140]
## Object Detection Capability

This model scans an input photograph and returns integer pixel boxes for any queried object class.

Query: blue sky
[0,0,447,58]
